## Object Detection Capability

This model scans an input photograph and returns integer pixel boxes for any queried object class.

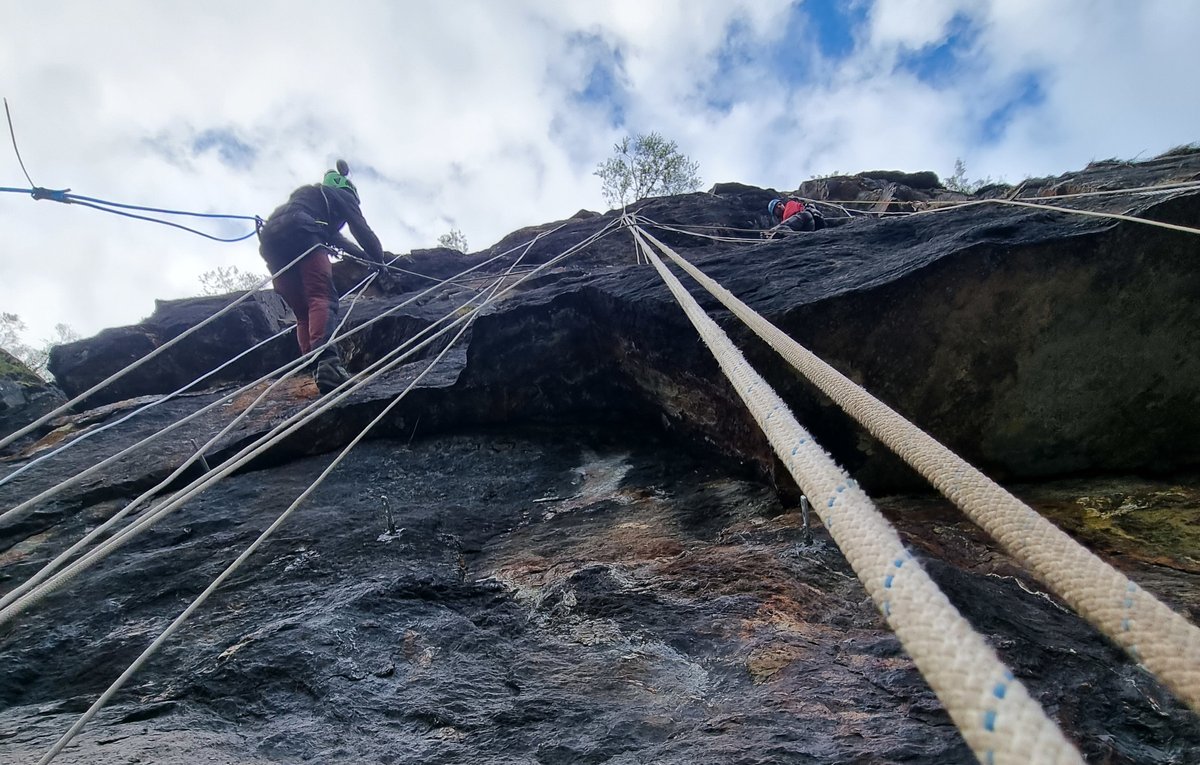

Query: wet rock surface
[28,152,1200,489]
[2,431,1198,763]
[0,350,63,442]
[2,154,1200,762]
[46,292,295,410]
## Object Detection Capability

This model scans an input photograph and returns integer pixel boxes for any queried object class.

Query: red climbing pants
[271,247,339,360]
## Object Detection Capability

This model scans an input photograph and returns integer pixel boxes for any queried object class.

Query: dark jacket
[259,184,384,267]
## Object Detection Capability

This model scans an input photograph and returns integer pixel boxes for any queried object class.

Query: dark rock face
[2,153,1200,762]
[0,349,64,440]
[2,432,1197,763]
[46,292,295,409]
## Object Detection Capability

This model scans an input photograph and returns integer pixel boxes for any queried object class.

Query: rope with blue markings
[634,219,1200,718]
[629,218,1083,764]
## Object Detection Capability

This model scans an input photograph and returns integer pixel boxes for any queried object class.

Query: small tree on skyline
[199,266,267,296]
[943,158,994,194]
[0,312,79,380]
[594,131,702,208]
[438,228,469,253]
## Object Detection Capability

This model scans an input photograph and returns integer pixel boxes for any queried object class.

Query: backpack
[788,196,823,218]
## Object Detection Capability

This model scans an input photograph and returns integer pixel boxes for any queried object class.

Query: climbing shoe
[314,360,352,395]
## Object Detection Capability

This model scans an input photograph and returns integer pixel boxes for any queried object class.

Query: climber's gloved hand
[370,259,393,289]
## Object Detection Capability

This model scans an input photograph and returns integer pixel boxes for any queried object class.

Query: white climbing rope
[633,179,1200,245]
[635,223,1200,715]
[0,222,586,610]
[629,221,1083,765]
[914,195,1200,237]
[0,245,321,453]
[0,287,488,626]
[790,180,1200,209]
[0,221,623,629]
[37,253,521,765]
[0,271,381,614]
[923,179,1200,204]
[0,254,400,489]
[0,221,585,527]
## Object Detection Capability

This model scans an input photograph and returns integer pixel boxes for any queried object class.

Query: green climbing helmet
[322,159,359,202]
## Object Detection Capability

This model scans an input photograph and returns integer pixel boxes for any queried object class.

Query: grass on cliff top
[0,353,44,385]
[1158,142,1200,158]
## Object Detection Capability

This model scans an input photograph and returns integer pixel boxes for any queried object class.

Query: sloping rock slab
[1,430,1196,763]
[47,292,295,408]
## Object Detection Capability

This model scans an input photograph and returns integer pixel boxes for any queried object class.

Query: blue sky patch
[768,4,817,83]
[569,33,627,127]
[704,17,762,114]
[804,0,864,59]
[897,13,980,87]
[191,128,256,169]
[980,72,1046,143]
[765,0,866,85]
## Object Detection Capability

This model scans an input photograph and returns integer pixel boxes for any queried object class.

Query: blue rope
[3,99,259,241]
[66,192,261,221]
[0,185,262,242]
[70,200,261,242]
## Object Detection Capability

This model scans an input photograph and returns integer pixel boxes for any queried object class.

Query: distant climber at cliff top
[257,160,386,395]
[765,196,825,238]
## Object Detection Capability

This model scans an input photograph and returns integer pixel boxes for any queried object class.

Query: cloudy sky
[2,0,1197,345]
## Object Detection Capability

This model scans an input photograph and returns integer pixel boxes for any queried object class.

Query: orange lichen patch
[224,380,275,413]
[652,545,799,600]
[0,528,52,566]
[567,518,687,563]
[224,376,312,413]
[15,424,79,457]
[746,591,835,635]
[747,643,808,683]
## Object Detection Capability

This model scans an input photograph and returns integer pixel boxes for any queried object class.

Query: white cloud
[1,0,1197,346]
[867,0,970,50]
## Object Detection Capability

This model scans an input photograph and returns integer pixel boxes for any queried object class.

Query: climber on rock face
[765,197,825,238]
[257,159,387,394]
